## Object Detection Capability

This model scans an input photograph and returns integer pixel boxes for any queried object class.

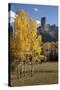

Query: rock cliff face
[37,25,58,42]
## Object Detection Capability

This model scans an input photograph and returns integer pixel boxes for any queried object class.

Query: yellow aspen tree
[11,9,42,63]
[29,18,42,59]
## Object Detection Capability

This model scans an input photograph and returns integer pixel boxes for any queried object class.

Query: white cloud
[34,8,38,12]
[9,17,14,24]
[9,10,17,24]
[36,20,41,26]
[9,10,16,18]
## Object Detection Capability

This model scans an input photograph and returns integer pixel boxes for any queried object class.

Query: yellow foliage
[10,9,42,61]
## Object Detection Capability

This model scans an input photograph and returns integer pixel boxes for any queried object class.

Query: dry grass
[10,62,58,86]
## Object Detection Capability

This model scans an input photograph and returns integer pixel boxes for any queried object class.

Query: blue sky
[9,3,58,26]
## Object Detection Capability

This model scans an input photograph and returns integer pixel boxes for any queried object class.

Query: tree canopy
[10,9,42,62]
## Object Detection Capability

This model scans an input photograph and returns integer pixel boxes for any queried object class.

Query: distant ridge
[37,26,58,42]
